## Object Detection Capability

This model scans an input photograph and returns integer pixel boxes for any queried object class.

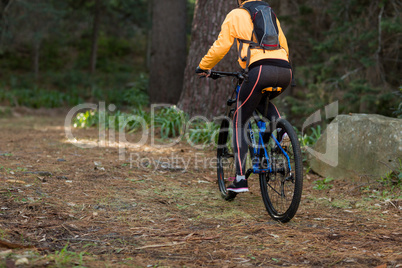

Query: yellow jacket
[199,0,289,70]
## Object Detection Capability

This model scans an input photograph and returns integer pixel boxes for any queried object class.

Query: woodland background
[0,0,400,126]
[0,2,401,266]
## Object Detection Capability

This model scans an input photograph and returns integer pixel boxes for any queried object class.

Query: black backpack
[238,1,281,72]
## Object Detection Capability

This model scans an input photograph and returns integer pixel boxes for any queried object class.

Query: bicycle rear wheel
[216,118,237,201]
[260,118,303,223]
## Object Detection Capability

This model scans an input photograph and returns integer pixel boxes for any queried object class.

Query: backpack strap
[237,39,262,73]
[237,1,271,73]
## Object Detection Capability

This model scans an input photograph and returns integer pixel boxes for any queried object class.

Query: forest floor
[0,114,401,267]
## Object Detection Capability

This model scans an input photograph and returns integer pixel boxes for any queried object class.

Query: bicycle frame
[232,78,292,177]
[247,117,292,175]
[209,70,293,177]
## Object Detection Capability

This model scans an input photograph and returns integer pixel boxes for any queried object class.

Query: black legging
[233,65,292,176]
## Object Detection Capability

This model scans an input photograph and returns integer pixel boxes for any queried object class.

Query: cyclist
[196,0,292,193]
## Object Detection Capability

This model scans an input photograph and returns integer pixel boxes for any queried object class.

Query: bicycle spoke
[259,119,303,223]
[267,179,282,196]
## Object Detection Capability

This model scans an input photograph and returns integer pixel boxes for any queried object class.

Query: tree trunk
[90,0,101,74]
[33,39,40,80]
[0,0,14,53]
[177,0,238,119]
[146,0,152,70]
[148,0,187,104]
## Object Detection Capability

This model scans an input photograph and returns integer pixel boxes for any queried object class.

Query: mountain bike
[213,71,303,223]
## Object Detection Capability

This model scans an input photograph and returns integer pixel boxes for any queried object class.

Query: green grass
[313,177,334,190]
[48,244,89,267]
[0,228,7,240]
[330,199,351,209]
[378,158,402,189]
[299,125,322,147]
[359,159,402,201]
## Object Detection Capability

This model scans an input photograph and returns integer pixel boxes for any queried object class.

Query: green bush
[186,118,220,146]
[0,71,149,108]
[49,71,92,90]
[73,106,221,146]
[0,88,65,108]
[122,74,149,108]
[313,177,334,190]
[299,125,322,147]
[74,110,99,128]
[154,106,187,139]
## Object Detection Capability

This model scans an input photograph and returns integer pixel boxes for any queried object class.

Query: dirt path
[0,116,401,267]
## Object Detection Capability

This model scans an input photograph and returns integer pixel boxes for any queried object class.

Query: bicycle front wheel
[260,118,303,223]
[216,118,237,201]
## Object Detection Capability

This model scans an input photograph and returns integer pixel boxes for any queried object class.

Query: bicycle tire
[216,118,237,201]
[259,118,303,223]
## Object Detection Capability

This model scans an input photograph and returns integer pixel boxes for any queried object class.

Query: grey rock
[309,114,402,180]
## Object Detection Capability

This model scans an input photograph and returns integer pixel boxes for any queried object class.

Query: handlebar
[198,70,246,107]
[207,71,245,107]
[208,71,246,81]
